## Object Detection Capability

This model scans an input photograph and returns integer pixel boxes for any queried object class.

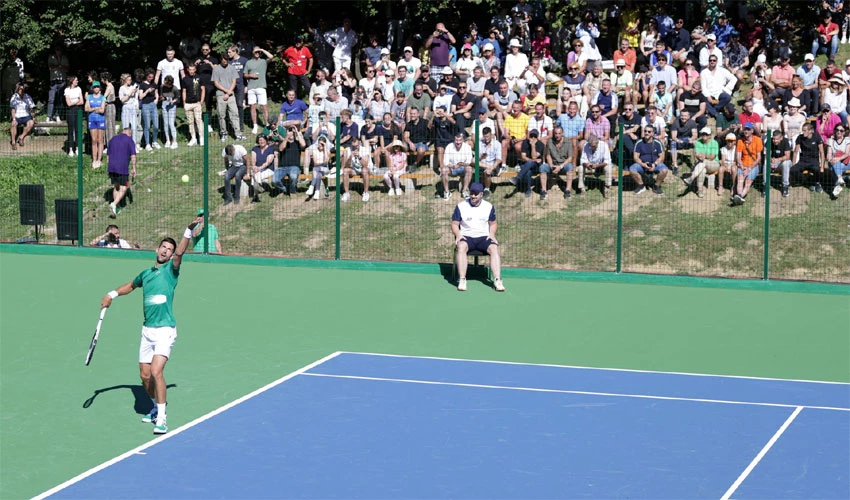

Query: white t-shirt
[452,199,495,238]
[396,57,422,75]
[443,142,473,167]
[222,144,249,167]
[157,58,185,89]
[64,86,83,106]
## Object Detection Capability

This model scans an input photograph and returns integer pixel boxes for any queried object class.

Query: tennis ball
[181,174,189,183]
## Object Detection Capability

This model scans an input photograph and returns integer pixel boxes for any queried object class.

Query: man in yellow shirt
[500,101,529,165]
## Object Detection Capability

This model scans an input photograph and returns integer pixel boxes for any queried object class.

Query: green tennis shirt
[132,262,180,327]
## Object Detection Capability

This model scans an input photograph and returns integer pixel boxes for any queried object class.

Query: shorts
[348,158,372,175]
[629,163,669,175]
[139,326,177,363]
[88,119,106,130]
[461,235,496,253]
[109,173,130,186]
[254,168,274,182]
[247,88,268,105]
[448,165,469,176]
[412,141,430,151]
[738,166,760,180]
[15,116,33,126]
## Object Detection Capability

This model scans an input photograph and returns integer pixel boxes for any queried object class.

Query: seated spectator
[477,126,503,198]
[499,101,529,164]
[648,40,672,67]
[738,99,763,136]
[768,129,793,198]
[685,127,720,198]
[341,135,374,202]
[610,59,637,106]
[89,224,137,249]
[640,105,667,145]
[222,143,251,205]
[591,79,619,135]
[9,83,35,150]
[304,134,332,201]
[249,135,276,203]
[613,39,637,73]
[384,139,407,195]
[828,125,849,197]
[701,54,736,117]
[617,103,642,160]
[630,126,669,195]
[511,129,549,199]
[451,182,505,292]
[278,90,308,129]
[526,102,553,143]
[190,209,222,254]
[679,79,708,128]
[812,12,840,59]
[817,104,843,141]
[402,107,431,170]
[273,126,305,197]
[797,55,821,115]
[782,98,806,145]
[670,109,698,174]
[440,132,473,199]
[650,80,674,123]
[732,122,763,205]
[791,122,825,194]
[823,77,848,125]
[578,133,612,198]
[519,82,545,113]
[544,125,576,198]
[717,132,738,197]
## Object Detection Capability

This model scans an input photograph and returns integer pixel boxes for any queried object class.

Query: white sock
[156,403,166,423]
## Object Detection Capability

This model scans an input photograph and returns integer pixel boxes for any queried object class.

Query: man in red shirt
[812,12,840,58]
[281,35,313,98]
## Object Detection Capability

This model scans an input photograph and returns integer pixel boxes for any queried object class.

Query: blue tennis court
[41,352,850,499]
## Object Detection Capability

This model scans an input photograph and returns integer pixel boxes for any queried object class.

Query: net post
[334,116,341,260]
[616,121,624,273]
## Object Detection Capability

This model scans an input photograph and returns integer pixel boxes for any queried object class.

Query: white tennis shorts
[139,326,177,363]
[247,88,267,105]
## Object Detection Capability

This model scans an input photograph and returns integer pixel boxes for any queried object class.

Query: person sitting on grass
[451,182,505,293]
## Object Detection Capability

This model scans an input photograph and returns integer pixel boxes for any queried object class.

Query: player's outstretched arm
[172,216,203,269]
[101,282,136,308]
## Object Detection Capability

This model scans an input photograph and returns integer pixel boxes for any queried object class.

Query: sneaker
[732,194,743,205]
[396,187,404,195]
[508,176,518,186]
[697,190,705,198]
[251,195,260,203]
[462,189,470,199]
[199,139,204,146]
[524,190,532,198]
[141,407,157,423]
[435,191,442,199]
[208,125,214,133]
[362,192,370,202]
[493,279,506,292]
[341,192,350,202]
[109,202,117,217]
[672,166,679,176]
[634,185,646,195]
[782,185,789,198]
[305,185,315,197]
[236,135,247,141]
[312,190,321,200]
[220,134,227,141]
[483,188,491,199]
[164,141,172,148]
[652,185,663,196]
[170,142,178,149]
[187,138,197,147]
[564,189,571,199]
[457,278,467,291]
[145,145,153,152]
[153,421,168,435]
[834,183,844,197]
[68,149,75,157]
[387,187,395,196]
[252,124,258,134]
[602,187,610,199]
[808,184,816,192]
[540,190,547,200]
[152,142,161,149]
[814,183,824,194]
[443,191,452,200]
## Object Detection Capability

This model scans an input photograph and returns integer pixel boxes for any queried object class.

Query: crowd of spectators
[5,0,850,204]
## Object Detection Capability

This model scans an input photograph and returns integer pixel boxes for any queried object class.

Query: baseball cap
[469,182,484,194]
[380,47,390,55]
[462,43,472,50]
[385,69,394,76]
[804,53,815,61]
[757,54,767,63]
[509,39,521,48]
[197,209,205,216]
[743,122,754,130]
[822,103,832,111]
[706,33,717,41]
[483,43,494,52]
[616,58,626,66]
[699,127,712,135]
[725,133,737,141]
[91,80,101,87]
[403,46,413,53]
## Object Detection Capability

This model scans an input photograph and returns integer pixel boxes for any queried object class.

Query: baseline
[33,351,343,500]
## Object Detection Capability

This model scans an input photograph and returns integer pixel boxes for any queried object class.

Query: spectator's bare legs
[362,165,371,194]
[112,183,128,208]
[414,145,426,167]
[462,166,472,193]
[440,164,451,193]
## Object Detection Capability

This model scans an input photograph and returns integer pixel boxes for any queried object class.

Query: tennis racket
[85,308,107,366]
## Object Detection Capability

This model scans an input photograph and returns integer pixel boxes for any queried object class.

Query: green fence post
[763,129,772,280]
[334,116,341,260]
[473,121,479,182]
[203,112,209,255]
[76,108,83,246]
[616,121,624,273]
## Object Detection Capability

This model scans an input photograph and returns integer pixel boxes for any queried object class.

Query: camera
[106,233,119,244]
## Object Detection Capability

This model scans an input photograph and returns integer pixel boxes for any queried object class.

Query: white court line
[300,373,850,412]
[720,406,805,500]
[32,351,343,500]
[338,351,850,386]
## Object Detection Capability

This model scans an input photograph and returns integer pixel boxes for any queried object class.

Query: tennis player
[100,216,202,434]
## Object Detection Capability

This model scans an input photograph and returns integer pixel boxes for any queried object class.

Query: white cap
[509,39,521,48]
[403,46,413,53]
[483,43,494,52]
[757,54,766,63]
[706,33,717,40]
[616,58,626,66]
[845,58,850,66]
[700,127,712,135]
[384,69,394,76]
[380,48,390,55]
[804,53,815,61]
[441,66,454,75]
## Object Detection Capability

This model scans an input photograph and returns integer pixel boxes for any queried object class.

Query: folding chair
[451,246,491,282]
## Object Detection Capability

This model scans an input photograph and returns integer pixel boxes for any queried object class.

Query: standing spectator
[281,36,313,97]
[101,72,117,147]
[138,69,161,150]
[106,127,137,217]
[226,45,248,134]
[362,34,384,67]
[0,48,22,101]
[47,45,69,122]
[325,18,358,73]
[64,75,84,157]
[195,44,216,130]
[154,46,185,90]
[118,74,140,147]
[182,64,205,146]
[212,55,243,141]
[426,22,456,82]
[222,142,251,205]
[812,12,840,58]
[85,81,107,168]
[9,83,34,150]
[159,76,179,149]
[245,46,273,134]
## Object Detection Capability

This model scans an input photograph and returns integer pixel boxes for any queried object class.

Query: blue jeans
[224,165,247,202]
[161,102,177,142]
[518,160,551,192]
[812,37,839,58]
[274,166,301,194]
[705,93,732,117]
[141,102,159,146]
[47,81,65,119]
[629,162,669,175]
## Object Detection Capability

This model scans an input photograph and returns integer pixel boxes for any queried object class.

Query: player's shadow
[82,383,177,414]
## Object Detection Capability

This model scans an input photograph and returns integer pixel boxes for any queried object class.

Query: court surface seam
[31,351,343,500]
[720,406,805,499]
[340,351,850,386]
[300,373,850,412]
